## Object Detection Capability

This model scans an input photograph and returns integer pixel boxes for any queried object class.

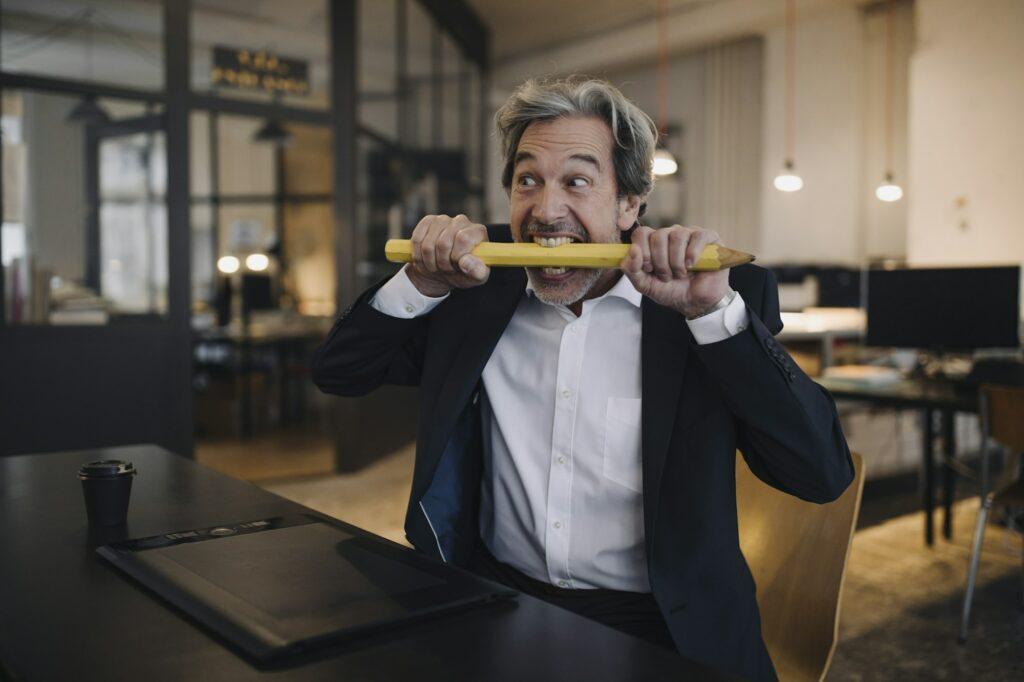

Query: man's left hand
[621,225,730,319]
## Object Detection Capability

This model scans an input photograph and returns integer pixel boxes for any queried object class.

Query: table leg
[923,407,935,547]
[241,339,253,440]
[278,341,289,426]
[942,408,957,540]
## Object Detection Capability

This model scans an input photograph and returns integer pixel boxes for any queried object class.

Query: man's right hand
[406,214,490,297]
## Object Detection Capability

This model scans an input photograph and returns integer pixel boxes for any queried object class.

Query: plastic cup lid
[78,460,136,478]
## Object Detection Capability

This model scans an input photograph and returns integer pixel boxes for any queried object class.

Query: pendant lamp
[773,0,803,192]
[653,0,678,177]
[875,0,903,202]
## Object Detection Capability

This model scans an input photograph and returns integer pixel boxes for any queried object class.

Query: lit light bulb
[773,159,803,192]
[217,255,240,274]
[245,253,270,272]
[773,173,803,192]
[652,148,678,176]
[875,173,903,202]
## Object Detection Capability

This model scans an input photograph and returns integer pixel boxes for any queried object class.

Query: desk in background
[778,308,864,375]
[0,445,716,681]
[193,314,333,438]
[817,376,978,546]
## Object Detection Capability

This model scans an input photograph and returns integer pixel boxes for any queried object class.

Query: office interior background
[1,0,1022,678]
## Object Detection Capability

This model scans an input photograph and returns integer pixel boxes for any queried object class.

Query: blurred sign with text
[211,47,309,97]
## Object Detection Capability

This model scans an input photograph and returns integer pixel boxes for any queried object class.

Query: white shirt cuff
[369,265,450,319]
[686,291,750,345]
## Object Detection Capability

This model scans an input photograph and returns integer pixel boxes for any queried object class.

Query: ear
[616,194,643,232]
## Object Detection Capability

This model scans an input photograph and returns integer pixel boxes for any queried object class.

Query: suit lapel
[641,298,690,552]
[424,268,526,471]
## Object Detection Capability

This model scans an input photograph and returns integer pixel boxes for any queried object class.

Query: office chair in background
[959,384,1024,643]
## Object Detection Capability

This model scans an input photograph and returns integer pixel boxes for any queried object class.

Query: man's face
[509,116,640,306]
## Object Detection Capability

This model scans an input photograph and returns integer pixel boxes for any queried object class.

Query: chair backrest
[736,451,865,682]
[981,384,1024,453]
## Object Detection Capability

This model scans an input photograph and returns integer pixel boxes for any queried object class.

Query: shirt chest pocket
[602,397,643,493]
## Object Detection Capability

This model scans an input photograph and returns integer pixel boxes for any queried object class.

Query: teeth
[533,236,574,247]
[542,267,568,275]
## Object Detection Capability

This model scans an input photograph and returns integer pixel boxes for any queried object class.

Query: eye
[567,176,589,188]
[517,175,538,187]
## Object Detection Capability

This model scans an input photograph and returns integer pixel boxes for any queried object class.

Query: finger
[410,215,435,267]
[621,243,644,275]
[668,229,690,278]
[631,225,654,273]
[621,250,654,294]
[650,229,673,282]
[623,267,651,295]
[458,254,490,283]
[420,216,447,273]
[452,219,485,264]
[686,228,719,269]
[435,216,461,274]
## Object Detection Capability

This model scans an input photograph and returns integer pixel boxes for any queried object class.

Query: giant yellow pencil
[384,239,754,271]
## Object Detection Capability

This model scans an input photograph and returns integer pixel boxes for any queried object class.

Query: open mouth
[532,234,582,276]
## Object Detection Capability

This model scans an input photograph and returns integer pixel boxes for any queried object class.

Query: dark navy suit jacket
[312,225,853,681]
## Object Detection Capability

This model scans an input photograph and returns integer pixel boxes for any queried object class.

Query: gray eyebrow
[514,151,601,172]
[569,153,601,171]
[514,151,535,166]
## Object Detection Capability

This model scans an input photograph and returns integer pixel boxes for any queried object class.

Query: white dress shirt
[371,265,749,592]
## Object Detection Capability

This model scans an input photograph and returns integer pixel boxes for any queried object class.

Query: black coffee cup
[78,460,136,526]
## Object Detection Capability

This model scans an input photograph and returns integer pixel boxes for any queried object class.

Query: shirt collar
[524,272,643,309]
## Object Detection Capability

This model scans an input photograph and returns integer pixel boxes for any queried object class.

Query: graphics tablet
[97,515,516,661]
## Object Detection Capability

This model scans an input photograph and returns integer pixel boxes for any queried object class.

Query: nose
[533,185,568,225]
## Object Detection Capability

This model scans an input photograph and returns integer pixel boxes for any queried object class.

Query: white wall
[861,1,913,262]
[758,4,864,266]
[905,0,1024,267]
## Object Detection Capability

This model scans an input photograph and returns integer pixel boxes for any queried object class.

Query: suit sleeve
[310,277,430,397]
[693,269,854,503]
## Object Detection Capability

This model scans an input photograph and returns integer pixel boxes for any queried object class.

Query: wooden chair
[736,451,865,682]
[959,384,1024,643]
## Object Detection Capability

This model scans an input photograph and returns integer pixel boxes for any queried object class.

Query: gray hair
[496,76,658,216]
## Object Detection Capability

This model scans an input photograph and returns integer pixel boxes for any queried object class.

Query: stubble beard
[524,216,619,307]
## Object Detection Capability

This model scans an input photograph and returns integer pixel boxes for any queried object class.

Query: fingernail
[686,258,693,268]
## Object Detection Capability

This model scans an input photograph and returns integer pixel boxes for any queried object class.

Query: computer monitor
[865,265,1021,350]
[816,267,862,308]
[241,273,274,312]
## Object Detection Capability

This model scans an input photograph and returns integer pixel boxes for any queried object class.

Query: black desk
[194,318,331,438]
[817,377,978,546]
[0,445,717,681]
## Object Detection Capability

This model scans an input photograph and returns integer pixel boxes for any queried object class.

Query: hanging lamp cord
[884,0,895,177]
[656,0,669,143]
[784,0,796,165]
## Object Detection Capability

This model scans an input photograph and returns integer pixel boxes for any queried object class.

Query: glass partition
[190,0,330,110]
[2,90,167,323]
[0,0,163,90]
[354,0,488,291]
[189,109,335,320]
[358,0,398,142]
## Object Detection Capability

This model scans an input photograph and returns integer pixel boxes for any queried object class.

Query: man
[312,76,853,680]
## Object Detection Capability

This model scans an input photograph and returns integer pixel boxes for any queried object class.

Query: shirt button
[557,456,565,465]
[558,580,569,587]
[561,389,571,399]
[404,304,415,314]
[553,521,561,529]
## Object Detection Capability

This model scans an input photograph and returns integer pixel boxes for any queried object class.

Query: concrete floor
[197,434,1024,680]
